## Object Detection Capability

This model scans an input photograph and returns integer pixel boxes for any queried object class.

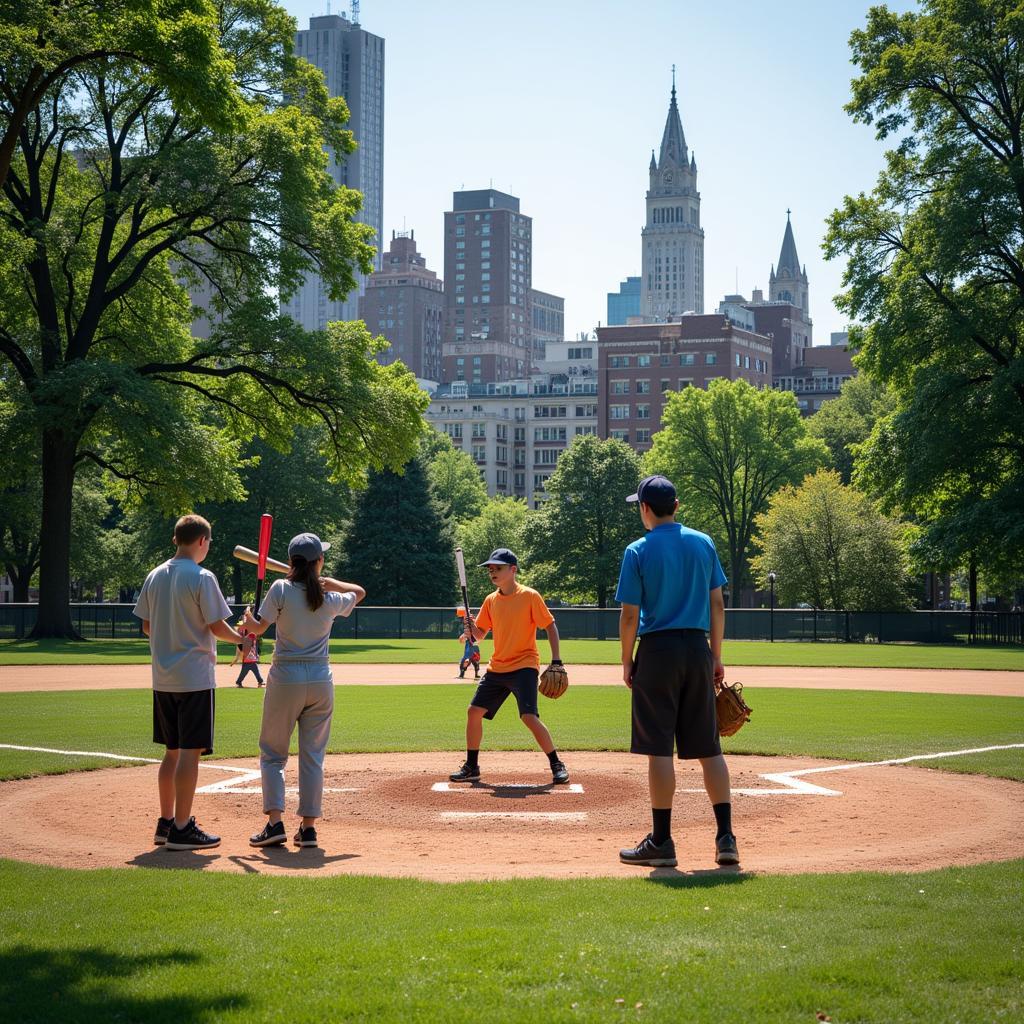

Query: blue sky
[284,0,915,341]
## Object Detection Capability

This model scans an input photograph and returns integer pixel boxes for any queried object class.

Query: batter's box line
[681,743,1024,797]
[0,744,361,796]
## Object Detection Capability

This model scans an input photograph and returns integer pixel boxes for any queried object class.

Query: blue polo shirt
[615,522,727,634]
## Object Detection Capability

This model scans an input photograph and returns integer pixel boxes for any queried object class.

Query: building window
[636,428,652,443]
[610,429,629,442]
[609,356,631,368]
[575,404,597,416]
[535,448,560,465]
[660,379,670,392]
[636,379,651,394]
[705,353,717,365]
[472,445,486,462]
[680,353,695,366]
[575,425,596,435]
[678,378,693,388]
[443,423,463,439]
[610,405,630,420]
[611,380,630,395]
[637,354,651,367]
[735,353,742,367]
[660,354,670,366]
[636,404,650,420]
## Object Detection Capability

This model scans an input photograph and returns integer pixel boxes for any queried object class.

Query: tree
[0,0,242,189]
[340,455,457,607]
[523,435,642,608]
[825,0,1024,601]
[807,374,894,484]
[646,379,828,604]
[456,496,529,607]
[751,469,911,611]
[423,432,488,524]
[0,1,428,636]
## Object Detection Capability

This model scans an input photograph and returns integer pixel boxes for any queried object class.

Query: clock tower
[640,71,704,319]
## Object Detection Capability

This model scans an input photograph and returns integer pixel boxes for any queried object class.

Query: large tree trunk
[30,431,81,639]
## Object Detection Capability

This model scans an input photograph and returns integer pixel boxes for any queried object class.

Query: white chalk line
[4,742,1021,800]
[440,811,588,822]
[0,744,360,796]
[432,781,585,793]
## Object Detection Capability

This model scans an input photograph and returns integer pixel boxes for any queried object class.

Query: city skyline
[284,0,915,340]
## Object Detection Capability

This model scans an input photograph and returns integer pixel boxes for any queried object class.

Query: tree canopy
[423,432,488,525]
[751,469,911,611]
[456,496,528,608]
[646,379,828,604]
[523,435,642,608]
[825,0,1024,600]
[0,0,428,635]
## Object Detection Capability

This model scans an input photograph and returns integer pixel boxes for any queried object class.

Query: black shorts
[153,689,215,754]
[470,668,540,720]
[630,630,721,759]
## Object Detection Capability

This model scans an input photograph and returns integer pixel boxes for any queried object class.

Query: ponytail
[287,555,324,612]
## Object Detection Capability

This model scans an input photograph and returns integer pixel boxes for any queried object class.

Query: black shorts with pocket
[153,689,215,754]
[630,629,721,759]
[470,667,540,720]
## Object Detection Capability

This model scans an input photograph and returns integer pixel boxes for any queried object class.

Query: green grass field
[1,684,1021,1022]
[3,636,1023,669]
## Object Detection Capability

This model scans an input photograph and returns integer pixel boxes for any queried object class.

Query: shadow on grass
[227,847,361,873]
[0,946,248,1023]
[643,864,752,888]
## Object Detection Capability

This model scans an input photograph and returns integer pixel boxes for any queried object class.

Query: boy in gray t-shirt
[133,514,247,851]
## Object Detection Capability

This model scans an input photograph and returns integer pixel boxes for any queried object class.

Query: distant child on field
[230,623,264,687]
[458,635,481,679]
[133,513,249,851]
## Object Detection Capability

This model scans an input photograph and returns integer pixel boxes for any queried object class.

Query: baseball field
[1,643,1022,1022]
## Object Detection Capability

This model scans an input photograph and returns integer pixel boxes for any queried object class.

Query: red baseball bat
[253,514,274,620]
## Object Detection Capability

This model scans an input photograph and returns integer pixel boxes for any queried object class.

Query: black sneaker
[449,761,481,782]
[294,826,318,848]
[715,832,740,865]
[164,817,221,851]
[235,681,244,688]
[153,816,173,846]
[250,820,287,847]
[619,833,678,867]
[551,760,570,784]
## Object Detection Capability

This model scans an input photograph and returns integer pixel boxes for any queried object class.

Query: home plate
[432,782,585,793]
[439,811,588,822]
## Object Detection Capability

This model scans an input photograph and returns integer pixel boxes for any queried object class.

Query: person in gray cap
[614,475,738,868]
[242,532,365,849]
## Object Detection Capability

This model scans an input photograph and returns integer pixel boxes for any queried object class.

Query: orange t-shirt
[475,584,554,673]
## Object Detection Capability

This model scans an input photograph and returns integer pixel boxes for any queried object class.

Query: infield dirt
[1,751,1020,880]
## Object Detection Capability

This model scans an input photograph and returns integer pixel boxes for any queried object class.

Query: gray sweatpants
[258,677,334,818]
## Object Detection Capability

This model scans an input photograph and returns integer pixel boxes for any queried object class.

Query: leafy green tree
[456,496,529,607]
[646,379,828,604]
[340,456,457,607]
[423,432,488,524]
[807,374,894,484]
[825,0,1024,604]
[0,1,427,636]
[523,435,641,608]
[751,469,911,611]
[0,0,241,189]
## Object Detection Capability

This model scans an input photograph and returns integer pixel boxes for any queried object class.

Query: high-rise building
[358,230,444,382]
[282,13,384,331]
[607,277,641,325]
[442,189,533,384]
[530,288,565,366]
[641,77,704,319]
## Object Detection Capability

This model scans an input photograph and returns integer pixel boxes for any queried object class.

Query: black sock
[547,750,560,768]
[652,808,672,845]
[466,749,479,768]
[713,802,732,839]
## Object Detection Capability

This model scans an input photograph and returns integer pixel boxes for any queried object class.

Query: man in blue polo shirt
[615,475,739,868]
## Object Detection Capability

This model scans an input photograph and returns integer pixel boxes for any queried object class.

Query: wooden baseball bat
[233,545,289,576]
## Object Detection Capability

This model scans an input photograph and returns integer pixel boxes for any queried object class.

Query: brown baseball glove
[715,680,752,737]
[539,660,569,699]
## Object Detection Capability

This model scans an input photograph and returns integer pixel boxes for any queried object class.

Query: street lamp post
[768,572,777,643]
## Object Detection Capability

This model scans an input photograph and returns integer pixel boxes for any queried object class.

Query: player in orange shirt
[449,548,569,785]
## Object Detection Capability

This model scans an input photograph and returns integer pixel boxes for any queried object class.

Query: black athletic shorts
[630,630,721,759]
[470,667,540,720]
[153,689,215,754]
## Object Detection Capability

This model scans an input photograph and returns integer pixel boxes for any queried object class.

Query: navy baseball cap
[479,548,518,567]
[626,475,677,505]
[288,532,331,561]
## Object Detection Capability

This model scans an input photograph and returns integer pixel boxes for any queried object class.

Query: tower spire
[658,68,688,169]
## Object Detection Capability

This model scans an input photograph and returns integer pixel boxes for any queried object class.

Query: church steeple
[769,210,809,312]
[657,66,688,170]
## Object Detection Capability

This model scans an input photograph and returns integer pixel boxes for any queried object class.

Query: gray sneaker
[715,832,740,865]
[619,834,677,867]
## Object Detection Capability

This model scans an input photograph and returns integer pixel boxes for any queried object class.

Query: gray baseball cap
[287,532,331,561]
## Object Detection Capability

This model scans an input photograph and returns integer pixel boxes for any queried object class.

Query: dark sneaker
[250,820,287,847]
[165,817,220,851]
[449,761,481,782]
[715,832,740,865]
[235,681,244,687]
[257,681,264,688]
[153,816,173,846]
[551,760,570,784]
[294,826,318,848]
[619,833,678,867]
